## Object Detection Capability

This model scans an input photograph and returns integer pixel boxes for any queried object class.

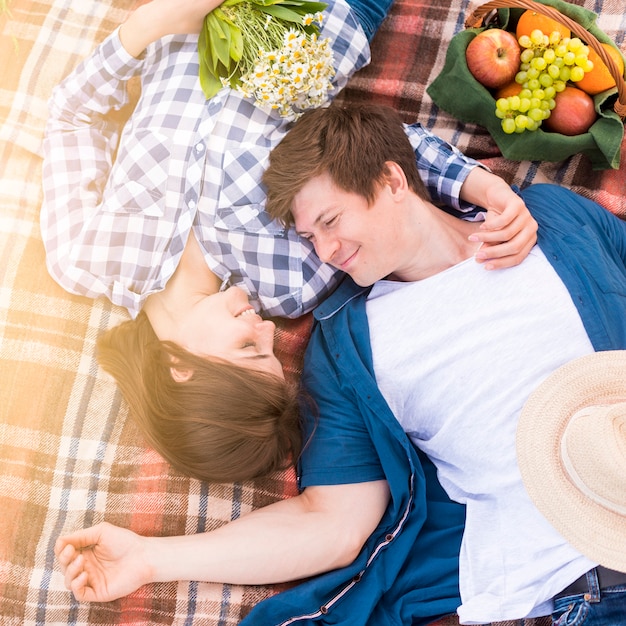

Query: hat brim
[517,350,626,573]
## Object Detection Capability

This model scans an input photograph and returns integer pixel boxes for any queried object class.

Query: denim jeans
[552,567,626,626]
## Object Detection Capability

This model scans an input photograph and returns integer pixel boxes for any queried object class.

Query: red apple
[543,86,597,136]
[466,28,521,89]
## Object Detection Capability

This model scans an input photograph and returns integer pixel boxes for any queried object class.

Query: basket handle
[465,0,626,118]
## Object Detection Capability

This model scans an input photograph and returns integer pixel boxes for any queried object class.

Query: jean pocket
[553,599,590,626]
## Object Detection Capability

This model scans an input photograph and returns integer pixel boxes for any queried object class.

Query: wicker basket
[426,0,626,168]
[465,0,626,118]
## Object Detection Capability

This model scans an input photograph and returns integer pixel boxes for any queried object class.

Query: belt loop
[585,567,601,603]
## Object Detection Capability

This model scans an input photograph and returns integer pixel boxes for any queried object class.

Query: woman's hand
[120,0,224,57]
[55,522,153,602]
[461,168,538,270]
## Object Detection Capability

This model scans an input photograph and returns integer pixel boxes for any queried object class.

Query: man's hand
[461,167,538,270]
[55,522,153,602]
[120,0,224,57]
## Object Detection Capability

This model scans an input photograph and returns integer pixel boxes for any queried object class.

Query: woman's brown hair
[96,311,302,483]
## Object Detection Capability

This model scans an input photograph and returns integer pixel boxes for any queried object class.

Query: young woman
[41,0,537,483]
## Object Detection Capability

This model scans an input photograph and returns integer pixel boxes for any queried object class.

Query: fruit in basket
[495,81,522,99]
[575,42,625,95]
[466,29,521,89]
[543,85,596,135]
[516,9,570,41]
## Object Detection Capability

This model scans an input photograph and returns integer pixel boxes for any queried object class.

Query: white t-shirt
[366,246,597,624]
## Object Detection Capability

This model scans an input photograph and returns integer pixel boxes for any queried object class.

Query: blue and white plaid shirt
[41,0,480,319]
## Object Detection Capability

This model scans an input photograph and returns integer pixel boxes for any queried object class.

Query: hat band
[561,406,626,516]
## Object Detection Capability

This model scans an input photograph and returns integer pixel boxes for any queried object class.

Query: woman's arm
[119,0,223,57]
[406,123,538,270]
[55,480,390,602]
[460,166,538,270]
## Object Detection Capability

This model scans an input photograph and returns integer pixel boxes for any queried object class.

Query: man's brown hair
[263,102,430,226]
[96,312,302,483]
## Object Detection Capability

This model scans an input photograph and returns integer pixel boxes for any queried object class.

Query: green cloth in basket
[426,0,624,169]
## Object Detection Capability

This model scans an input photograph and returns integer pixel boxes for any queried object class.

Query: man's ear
[383,161,408,198]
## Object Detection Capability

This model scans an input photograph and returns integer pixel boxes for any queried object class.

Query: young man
[259,102,626,624]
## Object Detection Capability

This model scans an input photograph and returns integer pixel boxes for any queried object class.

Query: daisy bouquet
[199,0,335,118]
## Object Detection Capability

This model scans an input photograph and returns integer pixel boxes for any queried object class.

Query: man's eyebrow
[295,209,331,236]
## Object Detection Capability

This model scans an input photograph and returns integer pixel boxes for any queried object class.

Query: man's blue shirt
[243,184,626,625]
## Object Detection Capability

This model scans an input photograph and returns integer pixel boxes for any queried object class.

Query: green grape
[568,37,583,52]
[547,98,556,110]
[539,73,554,88]
[574,53,589,67]
[543,48,556,64]
[559,67,571,82]
[530,28,544,46]
[527,119,541,131]
[495,108,506,119]
[502,118,517,134]
[509,95,521,110]
[553,57,565,68]
[527,67,540,80]
[570,66,585,82]
[530,57,547,71]
[518,34,533,49]
[543,85,556,99]
[518,97,531,113]
[548,31,561,46]
[530,97,542,109]
[532,88,545,100]
[528,108,544,122]
[515,114,529,129]
[515,70,529,84]
[554,44,568,58]
[563,51,576,65]
[547,64,561,80]
[553,80,566,92]
[496,98,510,113]
[521,48,535,64]
[527,78,540,91]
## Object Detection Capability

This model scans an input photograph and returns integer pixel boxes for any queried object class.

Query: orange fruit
[575,42,625,95]
[495,81,522,99]
[515,9,570,40]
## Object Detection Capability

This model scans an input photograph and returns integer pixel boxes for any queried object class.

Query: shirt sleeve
[298,327,386,488]
[40,28,147,316]
[405,123,487,218]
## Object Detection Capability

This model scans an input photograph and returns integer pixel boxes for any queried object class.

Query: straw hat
[517,351,626,573]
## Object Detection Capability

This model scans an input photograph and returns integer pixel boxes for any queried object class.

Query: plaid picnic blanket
[0,0,624,625]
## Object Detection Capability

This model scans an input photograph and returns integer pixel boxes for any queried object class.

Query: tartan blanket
[0,0,624,625]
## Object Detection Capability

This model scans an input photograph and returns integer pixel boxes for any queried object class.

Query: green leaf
[228,22,244,62]
[200,61,225,99]
[208,17,232,70]
[199,24,224,98]
[257,4,304,23]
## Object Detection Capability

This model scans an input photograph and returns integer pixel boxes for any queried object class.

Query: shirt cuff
[100,26,146,78]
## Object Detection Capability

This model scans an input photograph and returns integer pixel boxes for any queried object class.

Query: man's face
[291,171,406,286]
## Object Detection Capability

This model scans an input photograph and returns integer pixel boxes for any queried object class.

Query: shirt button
[195,143,205,153]
[188,200,196,209]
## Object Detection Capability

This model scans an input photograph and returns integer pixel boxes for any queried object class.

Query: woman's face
[171,286,285,380]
